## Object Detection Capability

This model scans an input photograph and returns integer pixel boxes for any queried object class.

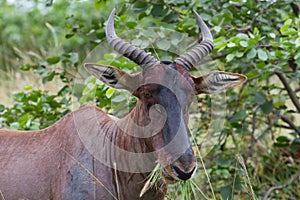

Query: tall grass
[236,154,257,200]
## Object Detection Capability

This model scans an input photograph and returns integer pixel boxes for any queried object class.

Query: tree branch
[280,115,300,136]
[263,165,300,200]
[275,124,296,130]
[274,70,300,113]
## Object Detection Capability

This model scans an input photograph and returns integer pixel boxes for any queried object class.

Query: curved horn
[175,10,214,71]
[106,8,159,69]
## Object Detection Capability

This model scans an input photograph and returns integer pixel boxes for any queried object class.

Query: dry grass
[140,163,163,198]
[236,154,257,200]
[0,190,6,200]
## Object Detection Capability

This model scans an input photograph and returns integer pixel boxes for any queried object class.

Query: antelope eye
[144,92,152,98]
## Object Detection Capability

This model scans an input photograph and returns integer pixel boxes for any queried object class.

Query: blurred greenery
[1,0,300,199]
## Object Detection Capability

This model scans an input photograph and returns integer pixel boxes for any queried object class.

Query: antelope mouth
[162,164,196,184]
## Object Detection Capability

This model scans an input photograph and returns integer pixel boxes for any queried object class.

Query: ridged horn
[175,10,214,71]
[106,8,159,69]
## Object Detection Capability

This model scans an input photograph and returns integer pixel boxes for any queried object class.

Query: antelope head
[85,9,246,182]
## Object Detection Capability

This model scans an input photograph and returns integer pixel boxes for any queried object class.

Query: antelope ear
[84,63,140,91]
[192,71,247,94]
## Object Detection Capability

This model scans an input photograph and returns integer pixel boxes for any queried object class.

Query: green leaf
[0,104,5,112]
[269,33,276,39]
[235,51,244,58]
[133,1,148,12]
[105,87,115,98]
[257,49,268,61]
[273,95,286,108]
[10,122,20,130]
[126,21,137,29]
[151,5,164,17]
[285,19,292,26]
[46,56,60,64]
[215,41,227,51]
[253,27,259,35]
[254,92,266,104]
[20,64,32,71]
[226,54,235,62]
[30,124,40,130]
[234,176,243,191]
[14,92,25,101]
[230,110,247,123]
[282,28,297,36]
[247,48,257,59]
[132,38,142,46]
[280,24,289,34]
[256,61,266,69]
[221,184,232,200]
[296,37,300,47]
[68,52,78,65]
[162,12,178,23]
[170,32,181,46]
[239,41,248,47]
[65,33,74,39]
[223,11,233,20]
[246,70,258,79]
[214,26,221,32]
[247,38,258,46]
[156,39,171,51]
[277,136,290,143]
[261,101,273,114]
[280,19,292,34]
[24,85,33,91]
[291,138,300,152]
[112,94,126,103]
[236,33,249,40]
[19,113,29,127]
[227,42,236,48]
[43,71,57,84]
[29,90,41,102]
[94,0,102,11]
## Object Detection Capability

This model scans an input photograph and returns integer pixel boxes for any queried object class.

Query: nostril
[171,164,195,181]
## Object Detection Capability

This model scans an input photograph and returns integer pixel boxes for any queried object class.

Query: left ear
[84,63,141,92]
[192,71,247,94]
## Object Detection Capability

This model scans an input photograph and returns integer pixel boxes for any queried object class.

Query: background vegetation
[1,0,300,199]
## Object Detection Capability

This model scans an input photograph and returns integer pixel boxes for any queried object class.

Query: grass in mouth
[140,163,208,200]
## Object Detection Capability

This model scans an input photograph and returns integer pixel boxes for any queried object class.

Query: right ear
[191,71,247,94]
[84,63,141,92]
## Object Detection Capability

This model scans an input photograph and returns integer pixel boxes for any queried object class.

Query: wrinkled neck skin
[99,101,167,199]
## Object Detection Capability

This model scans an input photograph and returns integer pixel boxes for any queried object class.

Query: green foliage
[0,87,71,130]
[1,0,300,199]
